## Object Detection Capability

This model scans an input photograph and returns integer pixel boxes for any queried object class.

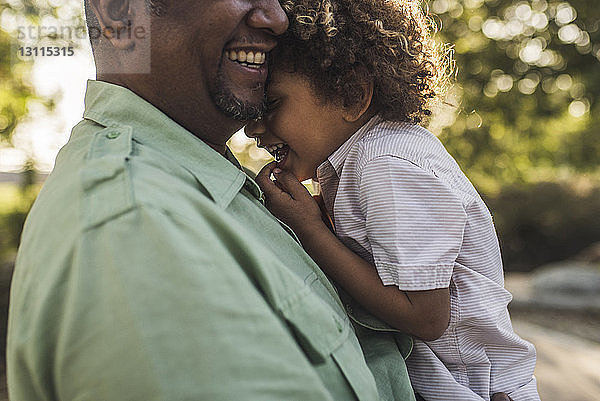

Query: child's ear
[343,79,374,123]
[88,0,136,50]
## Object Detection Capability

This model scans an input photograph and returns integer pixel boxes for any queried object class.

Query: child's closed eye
[266,98,281,112]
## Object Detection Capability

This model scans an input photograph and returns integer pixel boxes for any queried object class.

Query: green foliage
[1,1,43,142]
[485,178,600,271]
[0,181,38,263]
[431,0,600,191]
[0,28,31,143]
[0,0,84,144]
[0,184,21,212]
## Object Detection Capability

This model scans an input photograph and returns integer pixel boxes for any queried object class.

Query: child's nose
[244,119,266,143]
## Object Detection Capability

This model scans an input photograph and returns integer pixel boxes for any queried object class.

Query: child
[245,0,540,400]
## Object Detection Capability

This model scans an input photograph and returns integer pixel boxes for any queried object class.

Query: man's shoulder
[43,120,219,231]
[22,120,133,233]
[16,119,233,290]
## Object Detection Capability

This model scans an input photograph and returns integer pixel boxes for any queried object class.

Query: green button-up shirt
[7,80,414,401]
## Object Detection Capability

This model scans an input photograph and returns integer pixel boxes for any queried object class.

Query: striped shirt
[316,115,540,400]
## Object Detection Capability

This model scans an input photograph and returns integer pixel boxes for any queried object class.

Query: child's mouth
[265,143,290,163]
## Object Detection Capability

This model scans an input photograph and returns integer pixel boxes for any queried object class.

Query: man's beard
[213,70,267,121]
[146,0,167,16]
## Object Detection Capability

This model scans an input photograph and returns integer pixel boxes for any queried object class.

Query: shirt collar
[83,80,257,208]
[319,114,383,177]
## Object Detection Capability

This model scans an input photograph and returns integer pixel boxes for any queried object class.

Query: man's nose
[247,0,289,36]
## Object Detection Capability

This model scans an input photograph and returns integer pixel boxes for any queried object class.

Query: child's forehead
[266,71,329,106]
[268,69,311,91]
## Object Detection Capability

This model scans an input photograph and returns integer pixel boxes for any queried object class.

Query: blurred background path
[507,266,600,401]
[512,318,600,401]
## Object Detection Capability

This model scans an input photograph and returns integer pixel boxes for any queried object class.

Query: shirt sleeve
[53,205,336,401]
[358,155,467,291]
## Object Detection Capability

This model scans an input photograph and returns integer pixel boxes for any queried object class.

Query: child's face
[245,70,354,182]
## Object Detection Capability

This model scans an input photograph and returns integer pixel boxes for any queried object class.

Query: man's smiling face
[213,34,274,120]
[145,0,288,142]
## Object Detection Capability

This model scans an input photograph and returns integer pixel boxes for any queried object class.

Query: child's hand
[255,161,325,238]
[491,393,513,401]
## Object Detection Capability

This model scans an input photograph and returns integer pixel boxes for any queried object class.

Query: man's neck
[96,74,242,157]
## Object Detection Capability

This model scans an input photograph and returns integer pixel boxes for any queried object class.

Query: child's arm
[255,163,450,341]
[298,215,450,341]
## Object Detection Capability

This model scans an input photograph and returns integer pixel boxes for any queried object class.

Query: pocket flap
[279,285,349,364]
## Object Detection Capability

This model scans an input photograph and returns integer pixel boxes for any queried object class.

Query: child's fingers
[491,393,513,401]
[256,162,288,198]
[272,169,311,201]
[255,161,277,191]
[255,162,295,207]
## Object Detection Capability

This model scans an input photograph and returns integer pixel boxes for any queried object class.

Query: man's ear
[88,0,135,50]
[343,79,374,123]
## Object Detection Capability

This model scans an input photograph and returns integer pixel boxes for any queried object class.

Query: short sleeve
[358,156,467,290]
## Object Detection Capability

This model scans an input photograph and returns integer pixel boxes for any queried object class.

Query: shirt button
[106,131,120,139]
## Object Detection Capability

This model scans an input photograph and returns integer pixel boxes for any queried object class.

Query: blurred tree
[1,0,85,147]
[1,1,84,259]
[430,0,600,193]
[1,0,52,144]
[484,179,600,270]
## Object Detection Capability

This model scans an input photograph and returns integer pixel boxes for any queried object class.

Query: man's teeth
[225,50,266,66]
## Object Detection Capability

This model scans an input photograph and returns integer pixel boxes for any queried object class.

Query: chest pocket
[278,277,349,364]
[344,294,413,359]
[275,274,380,401]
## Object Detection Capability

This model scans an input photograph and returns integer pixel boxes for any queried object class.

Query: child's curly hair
[275,0,453,123]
